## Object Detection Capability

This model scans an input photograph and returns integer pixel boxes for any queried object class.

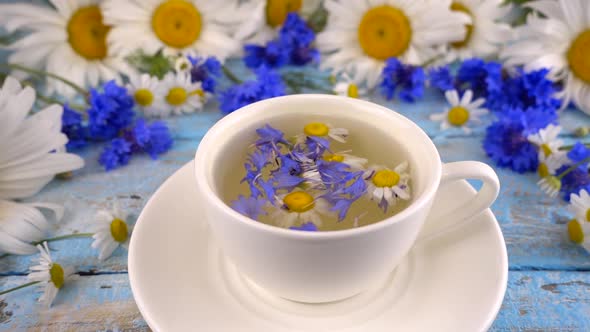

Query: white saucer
[129,162,508,332]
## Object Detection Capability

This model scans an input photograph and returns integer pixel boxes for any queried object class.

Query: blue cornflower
[428,66,455,92]
[130,119,174,159]
[99,138,132,171]
[306,136,330,159]
[289,222,318,231]
[487,68,561,112]
[188,56,222,93]
[380,57,425,102]
[568,142,590,163]
[87,81,135,140]
[483,110,544,173]
[457,58,502,98]
[231,195,268,220]
[219,67,286,114]
[61,104,87,150]
[244,41,290,69]
[556,165,590,202]
[278,13,318,65]
[255,124,288,150]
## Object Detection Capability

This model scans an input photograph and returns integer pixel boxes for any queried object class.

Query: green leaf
[125,50,173,79]
[307,4,328,33]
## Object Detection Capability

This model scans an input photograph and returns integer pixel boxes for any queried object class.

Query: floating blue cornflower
[231,195,268,220]
[289,222,318,232]
[380,57,425,102]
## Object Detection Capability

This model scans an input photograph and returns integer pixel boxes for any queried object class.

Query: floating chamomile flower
[102,0,241,59]
[501,0,590,114]
[323,153,367,171]
[0,1,132,97]
[527,124,564,160]
[272,190,333,228]
[365,162,411,212]
[126,73,166,117]
[430,90,488,134]
[27,242,78,307]
[317,0,470,88]
[567,217,590,252]
[332,73,367,99]
[235,0,322,44]
[570,190,590,222]
[302,122,348,143]
[91,205,132,261]
[439,0,513,64]
[161,72,204,115]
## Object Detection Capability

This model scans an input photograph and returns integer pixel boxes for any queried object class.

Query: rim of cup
[194,94,442,240]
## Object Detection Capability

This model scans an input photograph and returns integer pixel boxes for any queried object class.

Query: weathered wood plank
[1,271,589,331]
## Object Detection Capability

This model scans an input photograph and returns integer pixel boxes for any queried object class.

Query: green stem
[557,156,590,179]
[33,233,94,246]
[34,92,87,112]
[1,63,88,95]
[559,143,590,150]
[0,281,40,296]
[222,65,242,84]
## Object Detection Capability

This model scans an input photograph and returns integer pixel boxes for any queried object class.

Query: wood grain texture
[0,57,589,329]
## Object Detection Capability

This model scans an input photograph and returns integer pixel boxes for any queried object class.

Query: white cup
[194,94,500,303]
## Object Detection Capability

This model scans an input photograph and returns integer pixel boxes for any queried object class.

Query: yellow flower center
[134,89,154,107]
[568,219,584,243]
[67,6,110,60]
[540,143,552,157]
[266,0,302,28]
[323,154,345,163]
[567,29,590,84]
[166,87,188,105]
[372,169,400,188]
[110,218,129,243]
[283,191,315,213]
[450,2,474,49]
[586,208,590,222]
[190,88,205,99]
[152,0,202,49]
[49,263,65,289]
[538,163,549,178]
[347,84,359,98]
[357,5,412,60]
[304,122,330,137]
[447,106,470,126]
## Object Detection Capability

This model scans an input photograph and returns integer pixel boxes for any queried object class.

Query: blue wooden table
[1,64,590,330]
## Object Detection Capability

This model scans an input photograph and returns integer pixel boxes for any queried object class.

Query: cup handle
[416,161,500,243]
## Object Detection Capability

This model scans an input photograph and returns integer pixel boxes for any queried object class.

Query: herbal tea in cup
[226,122,412,231]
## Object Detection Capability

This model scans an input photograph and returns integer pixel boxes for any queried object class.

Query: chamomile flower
[271,190,333,228]
[126,73,166,117]
[430,90,488,134]
[538,174,562,198]
[101,0,241,59]
[569,190,590,222]
[332,73,367,98]
[234,0,322,44]
[438,0,513,63]
[161,72,204,115]
[91,205,132,261]
[301,122,348,143]
[365,162,411,212]
[323,153,368,171]
[317,0,470,88]
[174,56,193,74]
[537,153,566,180]
[0,1,132,97]
[501,0,590,114]
[567,218,590,252]
[27,242,78,307]
[527,124,564,160]
[0,201,63,256]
